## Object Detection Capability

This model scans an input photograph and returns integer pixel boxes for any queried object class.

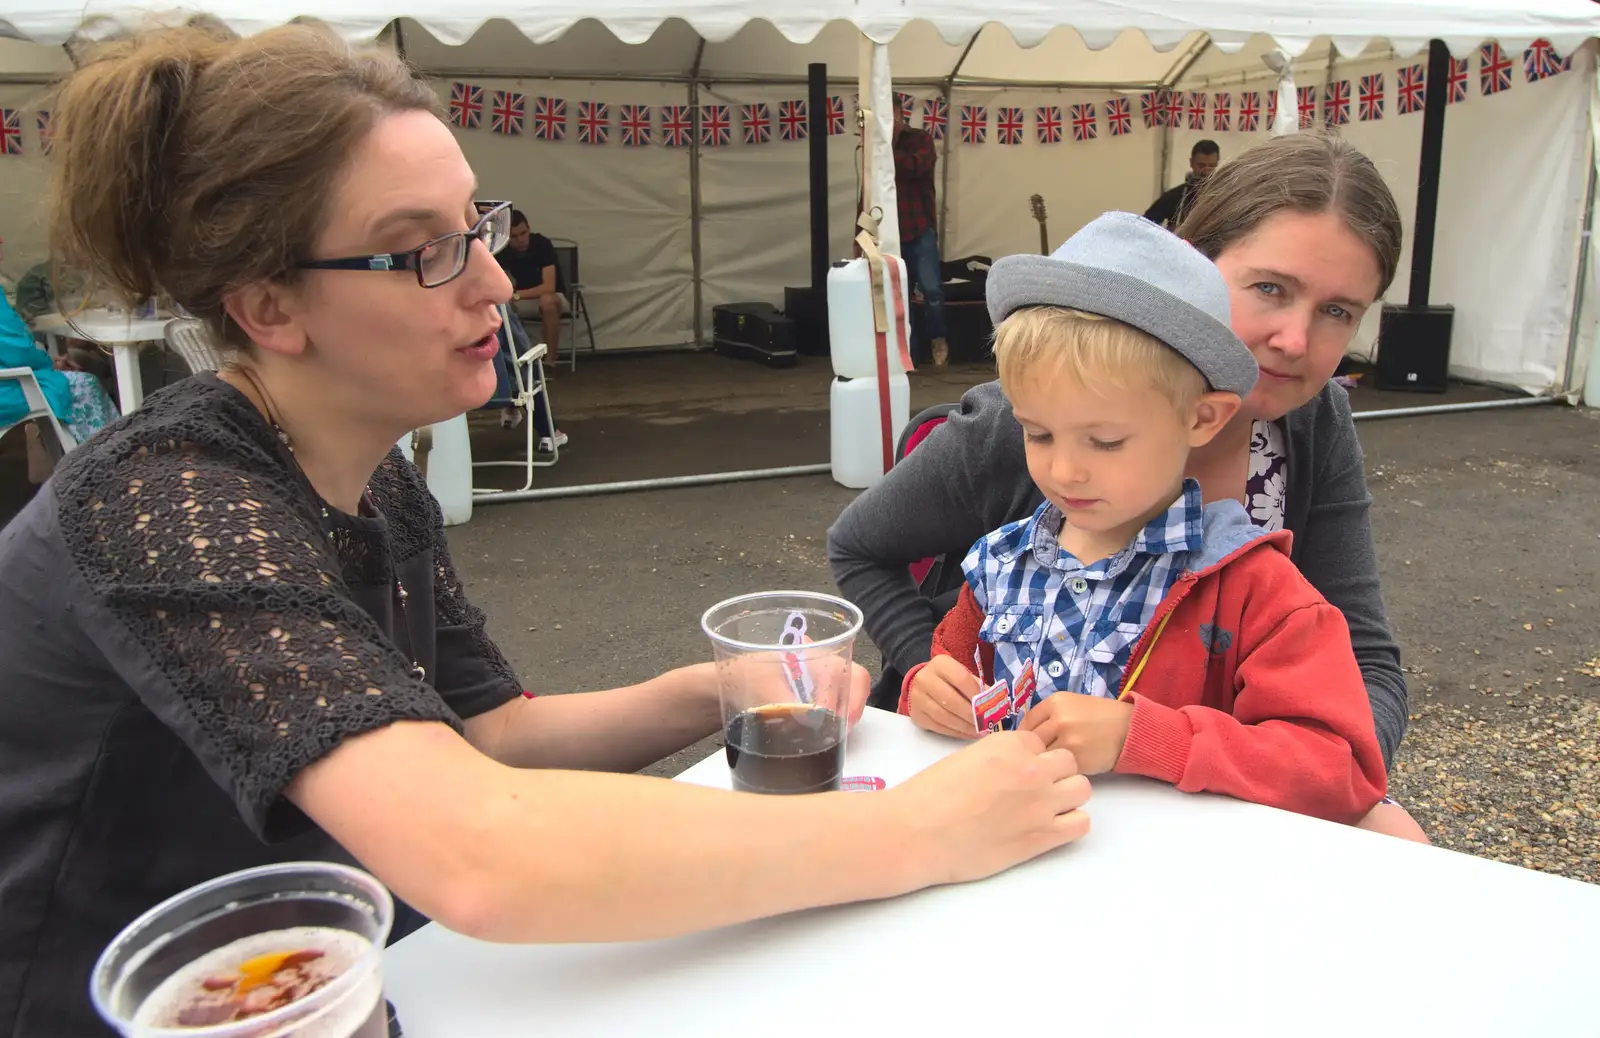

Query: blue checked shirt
[961,479,1207,710]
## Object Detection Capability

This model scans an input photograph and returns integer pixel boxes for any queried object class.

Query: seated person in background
[901,212,1390,828]
[11,259,112,383]
[1143,140,1219,230]
[496,209,566,362]
[490,311,567,452]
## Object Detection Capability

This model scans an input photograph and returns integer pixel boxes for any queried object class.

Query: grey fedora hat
[985,211,1257,396]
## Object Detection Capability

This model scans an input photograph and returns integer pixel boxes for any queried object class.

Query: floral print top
[1246,419,1288,531]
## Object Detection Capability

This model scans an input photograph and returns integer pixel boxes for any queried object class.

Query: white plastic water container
[827,256,912,381]
[396,412,473,526]
[830,374,910,489]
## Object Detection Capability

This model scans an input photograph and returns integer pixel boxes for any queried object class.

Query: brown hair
[48,19,440,347]
[993,307,1207,411]
[1176,132,1403,297]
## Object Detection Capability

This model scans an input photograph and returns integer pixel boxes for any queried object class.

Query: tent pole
[1563,134,1597,396]
[688,39,707,349]
[1410,40,1451,307]
[938,33,979,250]
[472,464,834,504]
[393,18,407,63]
[808,62,829,303]
[1156,37,1211,206]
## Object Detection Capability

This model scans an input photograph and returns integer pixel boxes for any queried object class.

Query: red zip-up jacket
[901,530,1388,824]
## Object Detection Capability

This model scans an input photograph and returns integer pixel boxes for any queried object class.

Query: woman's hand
[891,730,1091,884]
[1016,693,1133,775]
[906,655,983,739]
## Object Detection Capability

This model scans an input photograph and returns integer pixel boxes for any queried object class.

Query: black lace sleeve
[52,382,463,839]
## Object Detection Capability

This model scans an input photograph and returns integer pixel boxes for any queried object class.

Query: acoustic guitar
[1029,194,1049,255]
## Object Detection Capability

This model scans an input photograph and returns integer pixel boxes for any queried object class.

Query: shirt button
[995,617,1014,634]
[1046,660,1065,678]
[1069,577,1089,594]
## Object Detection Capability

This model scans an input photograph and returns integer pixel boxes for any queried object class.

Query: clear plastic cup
[701,590,863,795]
[90,861,392,1037]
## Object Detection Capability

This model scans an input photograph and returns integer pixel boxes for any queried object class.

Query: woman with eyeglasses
[0,22,1092,1034]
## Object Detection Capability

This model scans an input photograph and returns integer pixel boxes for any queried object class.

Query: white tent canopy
[2,2,1599,393]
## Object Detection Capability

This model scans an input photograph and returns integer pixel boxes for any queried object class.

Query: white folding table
[385,708,1600,1036]
[30,309,171,415]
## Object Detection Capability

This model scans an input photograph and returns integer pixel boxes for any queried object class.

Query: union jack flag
[1525,39,1565,82]
[1266,89,1278,127]
[1480,43,1513,95]
[1140,89,1167,128]
[1238,92,1261,132]
[996,107,1024,145]
[1296,85,1317,128]
[532,96,566,141]
[1211,92,1231,132]
[700,104,731,147]
[827,95,846,136]
[1448,56,1469,103]
[36,110,52,156]
[448,82,483,129]
[662,104,693,147]
[740,103,770,144]
[1359,74,1384,121]
[894,92,915,122]
[921,97,948,140]
[1186,91,1206,129]
[777,100,808,141]
[1070,103,1097,142]
[1035,106,1062,144]
[577,101,609,145]
[1397,64,1426,114]
[0,109,20,156]
[1323,80,1351,126]
[619,104,652,147]
[490,91,525,136]
[959,104,987,144]
[1166,90,1185,127]
[1105,97,1131,136]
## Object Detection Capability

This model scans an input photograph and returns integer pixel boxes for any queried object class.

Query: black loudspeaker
[711,302,798,368]
[1375,304,1453,393]
[783,285,829,356]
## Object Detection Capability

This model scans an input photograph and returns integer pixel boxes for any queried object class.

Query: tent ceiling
[3,1,1597,67]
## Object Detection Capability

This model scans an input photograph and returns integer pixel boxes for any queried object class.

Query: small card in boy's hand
[1010,660,1037,716]
[972,678,1012,733]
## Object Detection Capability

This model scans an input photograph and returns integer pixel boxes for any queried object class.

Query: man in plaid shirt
[893,107,949,368]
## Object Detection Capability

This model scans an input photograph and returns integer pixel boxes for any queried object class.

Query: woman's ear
[1187,390,1243,448]
[222,282,309,359]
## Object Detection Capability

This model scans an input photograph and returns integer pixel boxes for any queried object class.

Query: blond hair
[992,307,1208,409]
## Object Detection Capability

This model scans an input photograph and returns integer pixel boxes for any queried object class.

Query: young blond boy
[900,212,1387,824]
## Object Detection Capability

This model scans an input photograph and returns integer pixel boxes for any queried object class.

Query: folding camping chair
[548,238,597,371]
[472,304,558,495]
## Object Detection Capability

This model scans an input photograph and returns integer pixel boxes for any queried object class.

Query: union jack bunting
[1296,85,1317,129]
[827,95,847,135]
[1525,38,1565,82]
[1266,89,1278,127]
[448,82,484,129]
[959,104,987,144]
[1186,91,1206,129]
[1358,74,1384,121]
[1323,80,1351,126]
[1070,102,1097,142]
[532,96,566,141]
[1211,92,1231,132]
[1480,43,1513,96]
[576,101,609,145]
[1140,89,1167,128]
[1035,106,1062,144]
[1237,91,1261,132]
[922,97,948,140]
[661,104,693,147]
[0,109,20,156]
[777,100,808,141]
[700,104,731,147]
[619,104,652,147]
[490,91,525,136]
[1166,89,1185,127]
[35,109,52,156]
[1448,56,1469,103]
[1105,97,1131,136]
[894,92,915,122]
[740,103,770,144]
[1397,64,1426,114]
[996,107,1025,145]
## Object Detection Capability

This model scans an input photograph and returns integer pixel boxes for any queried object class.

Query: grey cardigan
[827,379,1408,768]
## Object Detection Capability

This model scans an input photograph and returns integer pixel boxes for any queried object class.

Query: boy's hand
[907,655,984,740]
[1017,694,1133,775]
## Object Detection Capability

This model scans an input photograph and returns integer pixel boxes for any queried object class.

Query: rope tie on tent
[854,208,913,472]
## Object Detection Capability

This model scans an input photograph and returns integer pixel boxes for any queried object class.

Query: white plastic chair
[0,366,77,462]
[163,318,226,374]
[472,305,559,496]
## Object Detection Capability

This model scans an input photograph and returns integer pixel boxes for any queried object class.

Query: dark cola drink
[724,702,845,794]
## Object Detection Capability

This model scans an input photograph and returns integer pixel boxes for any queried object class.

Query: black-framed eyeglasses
[296,200,512,289]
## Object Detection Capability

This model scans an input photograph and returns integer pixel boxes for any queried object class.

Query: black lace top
[0,373,522,1036]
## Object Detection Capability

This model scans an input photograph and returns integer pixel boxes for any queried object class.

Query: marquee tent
[3,2,1598,393]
